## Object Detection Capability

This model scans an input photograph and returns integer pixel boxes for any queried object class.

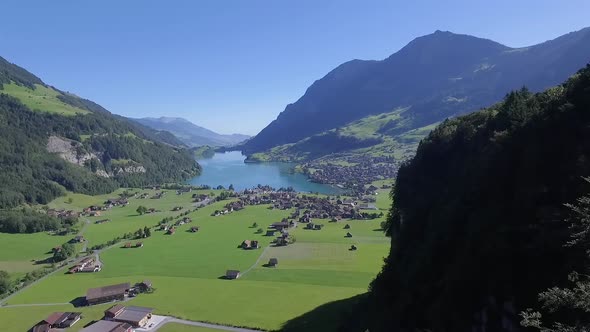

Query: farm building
[268,258,278,267]
[305,223,315,230]
[105,305,153,328]
[270,222,290,231]
[226,270,240,279]
[135,242,143,248]
[189,226,199,232]
[124,243,131,248]
[138,280,152,292]
[86,283,130,305]
[80,320,132,332]
[32,312,82,332]
[167,227,176,235]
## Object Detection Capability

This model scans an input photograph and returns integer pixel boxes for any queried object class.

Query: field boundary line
[240,245,270,277]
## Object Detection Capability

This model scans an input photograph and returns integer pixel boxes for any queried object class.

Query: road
[148,317,266,332]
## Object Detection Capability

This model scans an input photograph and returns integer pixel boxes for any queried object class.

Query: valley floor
[0,186,391,331]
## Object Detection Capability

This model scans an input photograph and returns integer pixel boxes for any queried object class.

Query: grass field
[1,82,90,115]
[0,188,391,331]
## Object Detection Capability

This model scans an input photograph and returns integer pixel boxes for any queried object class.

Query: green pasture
[1,188,390,331]
[1,83,89,115]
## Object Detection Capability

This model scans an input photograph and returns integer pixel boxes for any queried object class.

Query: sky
[0,0,589,135]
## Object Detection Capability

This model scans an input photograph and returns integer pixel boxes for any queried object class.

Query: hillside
[337,65,590,331]
[242,27,590,157]
[133,116,250,147]
[0,56,200,208]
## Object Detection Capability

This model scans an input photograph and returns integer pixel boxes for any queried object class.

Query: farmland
[0,186,390,331]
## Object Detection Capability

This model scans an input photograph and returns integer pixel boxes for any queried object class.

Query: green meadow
[1,83,90,115]
[0,188,391,331]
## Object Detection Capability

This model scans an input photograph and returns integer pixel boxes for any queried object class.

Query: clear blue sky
[1,0,588,135]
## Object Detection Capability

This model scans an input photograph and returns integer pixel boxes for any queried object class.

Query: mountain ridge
[241,27,590,155]
[132,116,250,147]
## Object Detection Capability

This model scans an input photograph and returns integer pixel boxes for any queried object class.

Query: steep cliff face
[348,66,590,331]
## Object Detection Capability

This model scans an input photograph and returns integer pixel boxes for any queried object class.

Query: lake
[187,151,342,194]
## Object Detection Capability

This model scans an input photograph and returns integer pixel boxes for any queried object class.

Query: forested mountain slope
[344,65,590,331]
[0,56,200,208]
[242,27,590,155]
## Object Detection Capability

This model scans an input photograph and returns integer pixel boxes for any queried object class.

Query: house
[189,226,199,232]
[167,227,176,235]
[345,232,353,238]
[305,223,315,230]
[314,224,323,230]
[270,222,290,231]
[138,280,152,292]
[86,283,130,305]
[268,258,278,267]
[80,320,132,332]
[105,305,153,328]
[241,240,252,249]
[251,240,259,249]
[32,312,82,331]
[275,237,288,246]
[124,242,132,248]
[135,242,143,248]
[265,230,276,237]
[226,270,240,279]
[89,211,101,217]
[359,203,378,210]
[71,235,85,243]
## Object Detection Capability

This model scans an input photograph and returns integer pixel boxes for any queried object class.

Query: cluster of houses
[213,191,379,222]
[47,209,79,220]
[159,217,193,234]
[300,156,397,192]
[68,257,101,274]
[82,198,129,217]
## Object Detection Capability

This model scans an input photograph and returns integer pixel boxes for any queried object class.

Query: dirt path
[239,245,270,278]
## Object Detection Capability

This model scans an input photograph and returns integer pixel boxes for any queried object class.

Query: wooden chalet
[86,283,130,305]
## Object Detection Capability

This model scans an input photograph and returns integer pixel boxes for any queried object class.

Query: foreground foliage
[345,65,590,331]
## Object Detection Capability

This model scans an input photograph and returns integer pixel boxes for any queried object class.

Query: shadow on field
[279,293,367,332]
[70,296,86,307]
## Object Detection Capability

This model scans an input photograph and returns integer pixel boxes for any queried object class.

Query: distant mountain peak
[131,116,250,147]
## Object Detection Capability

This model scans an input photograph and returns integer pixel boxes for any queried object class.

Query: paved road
[150,317,266,332]
[0,302,70,308]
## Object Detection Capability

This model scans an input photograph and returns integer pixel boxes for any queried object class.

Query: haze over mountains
[132,116,250,147]
[241,27,590,157]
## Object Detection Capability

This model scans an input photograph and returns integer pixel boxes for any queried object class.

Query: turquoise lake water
[187,151,342,194]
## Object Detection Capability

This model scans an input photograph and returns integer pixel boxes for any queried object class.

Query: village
[5,182,389,332]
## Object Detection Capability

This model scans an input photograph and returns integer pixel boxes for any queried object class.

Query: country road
[148,317,266,332]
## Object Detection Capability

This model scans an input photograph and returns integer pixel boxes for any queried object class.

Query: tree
[256,228,263,234]
[53,242,75,262]
[135,228,145,239]
[136,206,147,215]
[229,184,234,191]
[252,222,258,228]
[0,270,10,295]
[67,197,73,204]
[144,226,151,238]
[521,178,590,332]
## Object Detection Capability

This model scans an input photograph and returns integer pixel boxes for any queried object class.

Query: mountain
[241,27,590,156]
[133,116,250,147]
[336,66,590,331]
[0,56,200,208]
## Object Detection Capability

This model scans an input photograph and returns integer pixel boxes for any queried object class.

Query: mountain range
[132,117,250,147]
[241,27,590,160]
